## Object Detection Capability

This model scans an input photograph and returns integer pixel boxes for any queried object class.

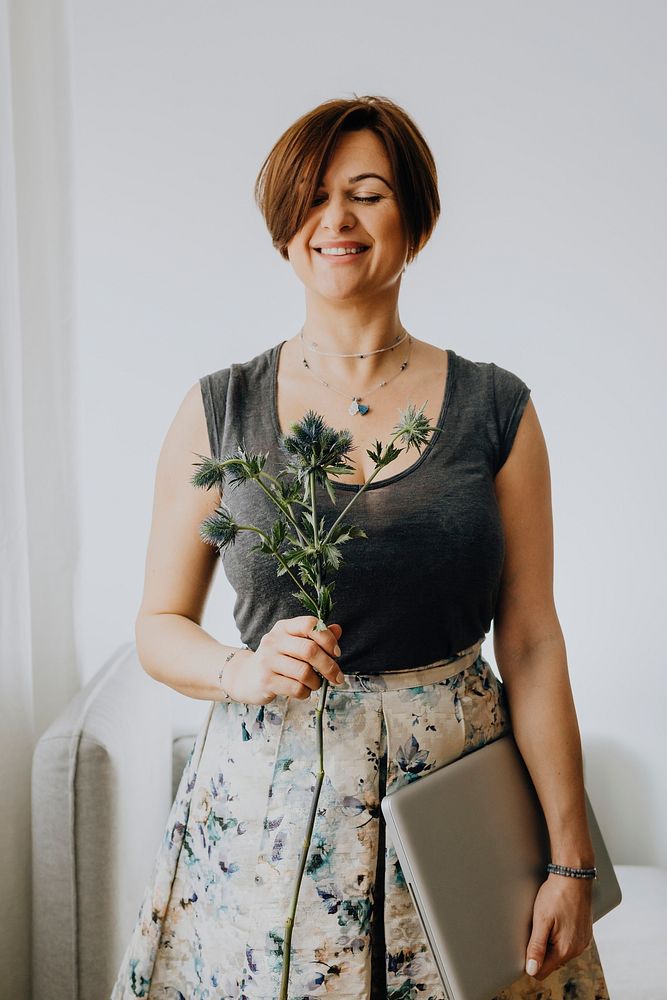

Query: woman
[110,96,610,999]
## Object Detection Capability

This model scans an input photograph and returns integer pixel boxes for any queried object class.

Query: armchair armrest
[31,640,173,1000]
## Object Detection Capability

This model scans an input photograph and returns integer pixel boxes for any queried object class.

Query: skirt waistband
[336,637,485,692]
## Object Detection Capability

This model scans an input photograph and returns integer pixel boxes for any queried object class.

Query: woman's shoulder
[452,349,531,407]
[452,348,527,384]
[196,342,280,457]
[199,341,278,387]
[450,349,532,474]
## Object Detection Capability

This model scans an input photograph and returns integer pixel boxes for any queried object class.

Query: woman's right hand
[225,616,345,706]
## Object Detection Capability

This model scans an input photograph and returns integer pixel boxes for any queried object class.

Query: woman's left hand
[524,874,594,981]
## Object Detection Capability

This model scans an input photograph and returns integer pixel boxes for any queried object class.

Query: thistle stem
[322,428,419,543]
[236,524,308,597]
[278,676,329,1000]
[215,417,438,997]
[278,470,331,1000]
[252,472,309,546]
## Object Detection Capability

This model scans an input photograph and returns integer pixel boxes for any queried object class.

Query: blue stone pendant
[349,399,370,415]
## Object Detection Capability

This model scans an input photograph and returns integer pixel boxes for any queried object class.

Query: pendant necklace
[298,325,413,416]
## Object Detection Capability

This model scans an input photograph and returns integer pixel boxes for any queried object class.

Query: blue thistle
[199,502,240,552]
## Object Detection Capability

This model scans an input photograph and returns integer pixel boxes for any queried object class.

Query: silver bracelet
[546,862,598,880]
[217,649,239,701]
[217,645,251,701]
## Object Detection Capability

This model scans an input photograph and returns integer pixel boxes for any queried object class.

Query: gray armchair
[31,642,666,1000]
[31,640,208,1000]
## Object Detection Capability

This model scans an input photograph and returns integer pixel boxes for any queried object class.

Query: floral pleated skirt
[110,639,610,1000]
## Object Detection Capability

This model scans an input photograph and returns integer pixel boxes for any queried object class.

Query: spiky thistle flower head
[279,409,357,483]
[191,442,269,495]
[190,454,228,492]
[216,441,269,490]
[393,401,443,454]
[199,502,240,552]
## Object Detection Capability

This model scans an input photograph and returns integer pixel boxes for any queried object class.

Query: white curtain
[1,1,77,994]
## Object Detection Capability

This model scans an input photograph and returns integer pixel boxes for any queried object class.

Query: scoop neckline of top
[269,338,457,492]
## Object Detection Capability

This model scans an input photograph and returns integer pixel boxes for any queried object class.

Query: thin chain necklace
[301,327,410,358]
[298,325,413,416]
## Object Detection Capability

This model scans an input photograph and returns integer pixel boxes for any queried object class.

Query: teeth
[318,246,367,255]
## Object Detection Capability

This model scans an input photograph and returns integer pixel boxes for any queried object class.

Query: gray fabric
[199,342,531,674]
[31,642,180,1000]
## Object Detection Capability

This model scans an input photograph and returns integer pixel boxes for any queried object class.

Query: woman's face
[286,128,409,301]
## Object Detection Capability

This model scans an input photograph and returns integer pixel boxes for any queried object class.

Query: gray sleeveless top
[199,341,531,674]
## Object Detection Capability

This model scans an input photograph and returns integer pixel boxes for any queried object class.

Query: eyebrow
[317,172,394,190]
[349,172,393,188]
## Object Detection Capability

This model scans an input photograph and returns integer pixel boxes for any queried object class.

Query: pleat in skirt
[110,639,610,999]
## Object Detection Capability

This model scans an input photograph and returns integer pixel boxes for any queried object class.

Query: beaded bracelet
[547,862,598,880]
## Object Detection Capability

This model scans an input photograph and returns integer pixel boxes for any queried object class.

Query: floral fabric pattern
[109,649,609,1000]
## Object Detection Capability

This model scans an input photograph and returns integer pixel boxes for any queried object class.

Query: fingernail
[526,959,538,977]
[334,644,341,656]
[335,672,345,685]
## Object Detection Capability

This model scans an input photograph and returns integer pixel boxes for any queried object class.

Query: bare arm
[492,398,594,867]
[134,380,251,701]
[493,397,601,980]
[135,379,344,707]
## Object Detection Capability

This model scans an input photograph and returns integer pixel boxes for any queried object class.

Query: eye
[311,194,382,206]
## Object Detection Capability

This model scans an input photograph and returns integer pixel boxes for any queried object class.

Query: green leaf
[368,441,402,469]
[319,542,343,571]
[269,518,287,549]
[318,584,335,619]
[327,522,367,545]
[281,547,309,567]
[323,475,338,506]
[291,590,320,617]
[276,547,310,577]
[365,440,384,466]
[274,475,303,503]
[248,540,271,556]
[296,561,318,589]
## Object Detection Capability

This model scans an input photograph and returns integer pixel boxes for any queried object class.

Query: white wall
[69,1,666,865]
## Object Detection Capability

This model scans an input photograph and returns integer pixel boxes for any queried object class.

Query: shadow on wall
[583,736,657,865]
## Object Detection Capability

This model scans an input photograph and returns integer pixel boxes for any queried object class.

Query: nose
[320,192,357,232]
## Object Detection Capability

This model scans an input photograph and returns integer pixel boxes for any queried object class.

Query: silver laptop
[381,731,622,1000]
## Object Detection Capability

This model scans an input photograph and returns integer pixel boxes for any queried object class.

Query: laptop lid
[381,732,622,1000]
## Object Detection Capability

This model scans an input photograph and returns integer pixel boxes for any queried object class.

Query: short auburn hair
[254,95,440,266]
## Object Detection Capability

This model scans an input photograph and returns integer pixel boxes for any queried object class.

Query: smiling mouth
[313,246,371,255]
